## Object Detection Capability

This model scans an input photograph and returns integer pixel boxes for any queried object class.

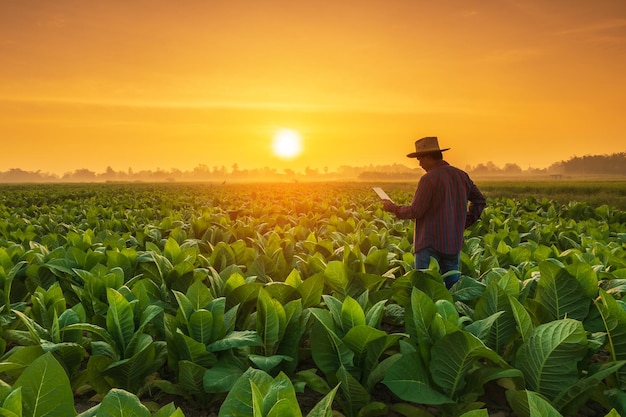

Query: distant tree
[305,166,319,177]
[0,168,57,182]
[63,168,97,182]
[193,164,210,179]
[100,166,119,181]
[561,152,626,175]
[503,163,523,174]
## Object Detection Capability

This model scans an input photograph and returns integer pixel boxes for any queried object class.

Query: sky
[1,0,625,175]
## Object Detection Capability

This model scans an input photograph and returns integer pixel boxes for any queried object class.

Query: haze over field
[1,0,625,176]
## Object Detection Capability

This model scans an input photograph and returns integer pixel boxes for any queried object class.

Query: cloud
[558,18,626,35]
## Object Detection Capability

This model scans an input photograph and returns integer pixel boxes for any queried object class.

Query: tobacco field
[1,182,625,417]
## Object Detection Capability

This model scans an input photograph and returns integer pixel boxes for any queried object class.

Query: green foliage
[309,295,401,416]
[219,368,339,417]
[64,288,167,394]
[1,182,626,416]
[13,352,76,417]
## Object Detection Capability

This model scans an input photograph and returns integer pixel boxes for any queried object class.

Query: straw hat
[406,136,450,158]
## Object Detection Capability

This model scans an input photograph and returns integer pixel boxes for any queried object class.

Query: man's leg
[414,247,437,270]
[415,248,460,289]
[438,252,461,289]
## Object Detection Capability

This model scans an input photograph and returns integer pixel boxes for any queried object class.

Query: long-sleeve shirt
[390,160,486,254]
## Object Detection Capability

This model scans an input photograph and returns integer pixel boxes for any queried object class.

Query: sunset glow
[0,1,624,176]
[272,129,303,159]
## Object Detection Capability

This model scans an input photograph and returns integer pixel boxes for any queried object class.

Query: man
[382,136,486,289]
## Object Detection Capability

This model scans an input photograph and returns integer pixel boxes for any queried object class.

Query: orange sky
[1,0,625,175]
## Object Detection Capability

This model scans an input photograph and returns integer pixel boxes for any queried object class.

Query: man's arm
[465,183,486,228]
[383,178,433,220]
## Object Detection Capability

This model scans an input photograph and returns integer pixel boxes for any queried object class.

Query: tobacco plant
[1,183,626,416]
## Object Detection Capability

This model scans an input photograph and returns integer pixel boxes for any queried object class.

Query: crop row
[0,183,625,417]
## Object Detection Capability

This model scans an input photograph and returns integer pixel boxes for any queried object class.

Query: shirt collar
[426,160,449,172]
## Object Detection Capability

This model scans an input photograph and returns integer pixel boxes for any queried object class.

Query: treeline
[465,151,626,177]
[0,163,419,183]
[0,152,624,183]
[557,152,626,176]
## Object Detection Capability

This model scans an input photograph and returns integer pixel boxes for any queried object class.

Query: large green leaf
[172,290,194,326]
[218,368,273,417]
[248,354,293,373]
[340,296,366,333]
[102,339,166,392]
[14,352,76,417]
[11,310,49,343]
[310,309,355,378]
[464,311,505,345]
[97,388,150,417]
[321,295,343,332]
[164,237,182,263]
[276,300,309,374]
[305,384,340,417]
[534,260,591,321]
[1,386,23,416]
[207,330,262,352]
[382,351,454,405]
[408,269,453,302]
[250,380,265,417]
[364,341,403,392]
[514,319,587,401]
[225,282,263,323]
[189,309,213,346]
[106,288,134,357]
[203,357,246,394]
[595,289,626,389]
[336,365,370,417]
[365,299,387,328]
[405,287,437,345]
[506,389,564,417]
[177,360,207,396]
[207,297,231,344]
[264,282,297,305]
[342,325,386,363]
[510,296,534,342]
[324,261,349,297]
[1,261,27,314]
[430,331,508,398]
[364,248,390,275]
[473,281,517,354]
[564,261,599,298]
[296,274,324,308]
[260,372,302,417]
[39,340,86,375]
[87,355,115,395]
[185,280,214,309]
[257,289,286,356]
[553,360,626,415]
[172,330,216,367]
[31,283,65,330]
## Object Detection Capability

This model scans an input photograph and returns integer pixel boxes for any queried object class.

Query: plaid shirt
[391,160,485,254]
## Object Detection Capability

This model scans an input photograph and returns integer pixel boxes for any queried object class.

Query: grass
[372,178,626,211]
[476,179,626,210]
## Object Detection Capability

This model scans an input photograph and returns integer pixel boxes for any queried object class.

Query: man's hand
[382,199,395,212]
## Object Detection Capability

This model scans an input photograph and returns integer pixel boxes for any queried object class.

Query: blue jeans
[414,247,461,289]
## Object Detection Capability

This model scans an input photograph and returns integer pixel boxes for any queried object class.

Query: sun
[272,129,303,159]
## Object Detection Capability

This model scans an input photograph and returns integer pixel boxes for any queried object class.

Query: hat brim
[407,148,450,158]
